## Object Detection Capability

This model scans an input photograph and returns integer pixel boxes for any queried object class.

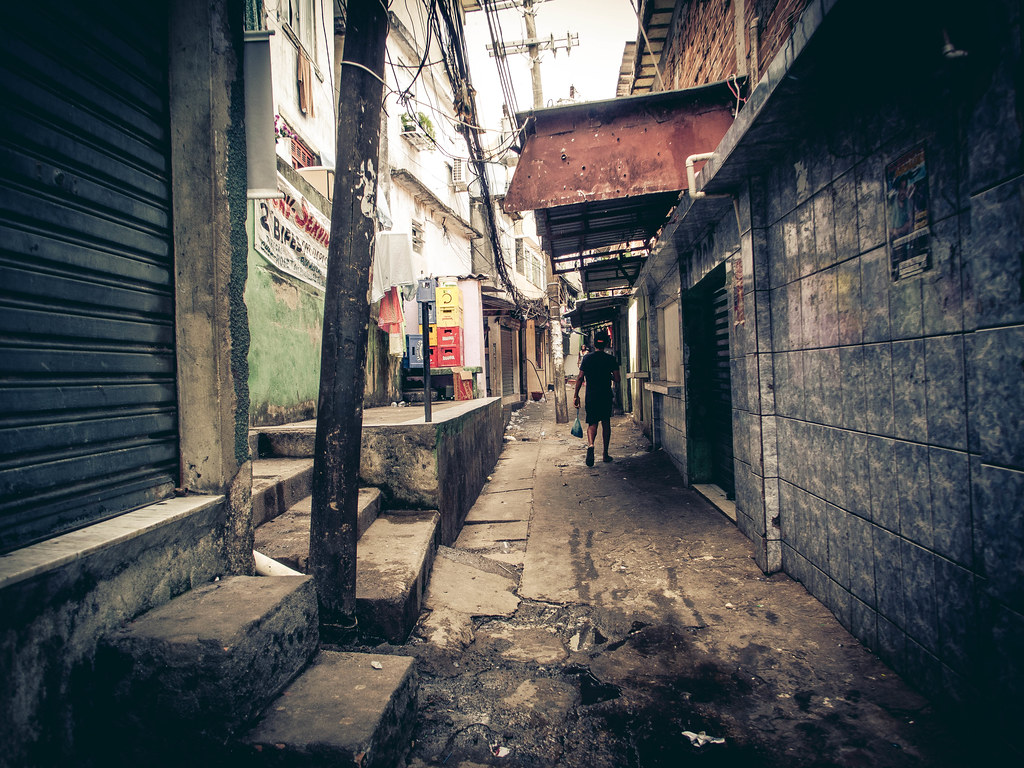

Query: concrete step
[254,419,318,458]
[96,575,318,751]
[238,650,417,768]
[356,512,440,643]
[252,457,314,527]
[254,488,383,572]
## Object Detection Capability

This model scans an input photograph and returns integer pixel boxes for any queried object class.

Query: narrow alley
[334,394,969,768]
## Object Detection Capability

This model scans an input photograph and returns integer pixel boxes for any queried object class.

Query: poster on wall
[254,177,331,291]
[885,145,932,282]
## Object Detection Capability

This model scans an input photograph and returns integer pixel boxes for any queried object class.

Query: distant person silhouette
[573,331,620,466]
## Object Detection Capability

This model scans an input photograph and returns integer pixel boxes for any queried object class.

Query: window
[287,0,316,56]
[658,298,681,381]
[515,237,526,276]
[411,220,425,253]
[290,135,318,169]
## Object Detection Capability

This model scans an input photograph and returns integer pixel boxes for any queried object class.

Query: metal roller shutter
[0,0,177,553]
[500,327,515,396]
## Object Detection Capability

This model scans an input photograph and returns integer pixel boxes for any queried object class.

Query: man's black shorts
[585,389,613,425]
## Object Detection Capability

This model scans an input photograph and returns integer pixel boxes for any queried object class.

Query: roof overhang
[566,295,630,331]
[503,84,735,293]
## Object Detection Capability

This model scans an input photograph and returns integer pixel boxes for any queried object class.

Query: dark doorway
[684,263,734,498]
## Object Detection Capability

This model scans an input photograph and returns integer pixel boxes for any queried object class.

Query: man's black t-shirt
[580,349,618,423]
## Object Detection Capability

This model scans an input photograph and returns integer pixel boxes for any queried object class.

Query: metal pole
[422,300,432,423]
[309,0,387,642]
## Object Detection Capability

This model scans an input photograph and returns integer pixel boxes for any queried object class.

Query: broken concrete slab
[417,607,476,652]
[97,576,318,741]
[357,513,439,642]
[454,521,529,550]
[423,556,520,617]
[463,489,532,523]
[240,650,417,768]
[473,624,567,666]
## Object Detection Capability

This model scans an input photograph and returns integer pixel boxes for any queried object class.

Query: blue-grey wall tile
[967,326,1024,468]
[833,171,860,263]
[861,247,892,342]
[843,431,872,520]
[892,339,927,443]
[807,422,827,499]
[840,346,868,432]
[903,638,943,703]
[745,354,761,414]
[823,426,845,508]
[780,479,799,546]
[768,221,787,290]
[925,335,967,450]
[750,177,769,230]
[929,448,972,567]
[827,503,851,589]
[806,493,828,570]
[731,356,748,413]
[973,462,1024,612]
[814,189,838,272]
[782,212,801,286]
[788,279,805,350]
[777,418,796,485]
[863,343,895,436]
[848,514,876,604]
[873,525,906,626]
[921,215,964,336]
[770,284,789,352]
[837,257,864,346]
[797,201,816,280]
[868,436,899,531]
[856,156,886,254]
[778,351,805,420]
[895,440,932,549]
[829,580,853,632]
[820,348,842,428]
[750,412,764,477]
[783,543,811,589]
[889,273,924,341]
[934,556,978,675]
[851,595,879,650]
[964,178,1024,329]
[759,353,776,417]
[803,349,824,423]
[749,228,770,294]
[966,41,1024,194]
[819,267,840,348]
[876,614,907,672]
[732,407,747,465]
[800,276,818,349]
[901,539,939,654]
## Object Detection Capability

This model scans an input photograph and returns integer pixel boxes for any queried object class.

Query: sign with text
[254,177,331,291]
[885,145,932,282]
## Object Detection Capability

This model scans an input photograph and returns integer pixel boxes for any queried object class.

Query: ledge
[0,495,224,590]
[644,380,684,397]
[627,371,650,380]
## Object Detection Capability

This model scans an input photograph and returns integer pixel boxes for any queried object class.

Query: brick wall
[657,0,809,89]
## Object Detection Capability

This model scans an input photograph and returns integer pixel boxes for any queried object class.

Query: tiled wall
[726,15,1024,721]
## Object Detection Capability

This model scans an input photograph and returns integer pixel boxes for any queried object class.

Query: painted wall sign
[254,176,331,291]
[885,145,932,282]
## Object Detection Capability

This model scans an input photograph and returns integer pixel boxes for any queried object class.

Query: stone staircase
[90,423,444,766]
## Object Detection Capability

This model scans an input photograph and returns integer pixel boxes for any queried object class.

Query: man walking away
[573,331,620,466]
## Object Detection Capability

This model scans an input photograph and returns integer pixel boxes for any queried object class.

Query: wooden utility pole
[309,0,388,641]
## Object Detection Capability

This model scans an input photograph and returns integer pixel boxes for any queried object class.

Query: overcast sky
[464,0,639,129]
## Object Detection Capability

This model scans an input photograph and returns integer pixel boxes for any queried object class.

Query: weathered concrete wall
[360,398,504,544]
[0,498,230,767]
[246,238,324,426]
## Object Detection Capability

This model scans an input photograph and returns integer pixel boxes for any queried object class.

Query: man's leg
[601,418,612,461]
[585,423,597,466]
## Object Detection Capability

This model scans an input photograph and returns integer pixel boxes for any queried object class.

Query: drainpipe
[686,152,731,200]
[254,550,303,577]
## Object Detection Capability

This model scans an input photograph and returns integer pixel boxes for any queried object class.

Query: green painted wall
[245,205,323,426]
